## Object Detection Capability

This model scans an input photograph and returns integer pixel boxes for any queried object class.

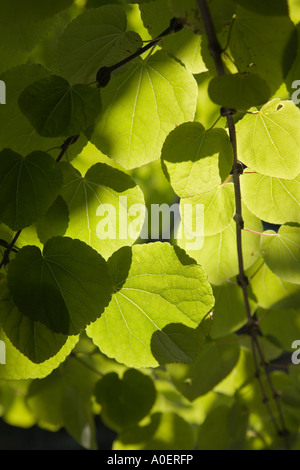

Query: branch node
[61,135,79,151]
[234,213,244,230]
[233,161,244,175]
[246,319,259,339]
[209,42,223,58]
[278,428,290,438]
[220,106,236,117]
[1,249,10,267]
[169,17,184,33]
[96,66,112,89]
[273,390,281,400]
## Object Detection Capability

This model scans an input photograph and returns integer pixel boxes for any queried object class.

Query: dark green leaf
[7,237,112,335]
[36,196,69,245]
[232,0,289,16]
[114,412,195,450]
[0,149,63,230]
[197,402,248,450]
[95,369,156,430]
[208,73,270,110]
[167,336,240,400]
[0,285,67,363]
[19,75,102,137]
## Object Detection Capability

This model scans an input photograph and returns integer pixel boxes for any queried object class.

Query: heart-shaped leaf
[0,149,63,230]
[7,237,113,334]
[236,99,300,179]
[19,75,102,137]
[87,243,214,367]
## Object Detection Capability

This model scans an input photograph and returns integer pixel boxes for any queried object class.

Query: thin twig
[0,230,22,270]
[96,18,184,88]
[243,228,277,237]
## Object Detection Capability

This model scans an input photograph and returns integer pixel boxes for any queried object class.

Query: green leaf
[26,370,65,431]
[208,73,271,110]
[210,282,256,339]
[241,172,300,225]
[0,47,28,75]
[57,5,142,85]
[0,329,78,380]
[113,412,195,450]
[0,283,68,363]
[169,0,235,33]
[27,356,100,449]
[140,0,207,74]
[0,64,61,154]
[0,13,56,52]
[0,0,73,22]
[194,72,224,128]
[230,8,295,95]
[285,24,300,108]
[251,261,300,310]
[95,369,156,431]
[161,122,233,198]
[257,307,300,351]
[0,149,63,230]
[167,336,240,400]
[260,225,300,285]
[236,99,300,179]
[60,162,145,260]
[197,402,248,450]
[214,344,255,395]
[60,358,98,450]
[151,319,211,365]
[19,75,102,138]
[179,183,235,237]
[7,237,112,335]
[177,204,262,285]
[232,0,289,16]
[90,50,198,170]
[62,386,97,450]
[86,243,214,368]
[36,196,69,245]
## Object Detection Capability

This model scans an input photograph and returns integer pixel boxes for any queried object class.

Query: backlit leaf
[60,162,145,260]
[161,122,233,198]
[57,5,142,85]
[87,243,214,368]
[90,50,198,170]
[230,8,295,95]
[241,172,300,224]
[236,99,300,179]
[177,204,262,285]
[0,329,78,381]
[179,183,235,237]
[260,225,300,285]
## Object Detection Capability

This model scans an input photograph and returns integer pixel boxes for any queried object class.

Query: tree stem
[197,0,289,444]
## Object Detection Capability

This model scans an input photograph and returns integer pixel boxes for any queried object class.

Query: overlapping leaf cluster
[0,0,300,451]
